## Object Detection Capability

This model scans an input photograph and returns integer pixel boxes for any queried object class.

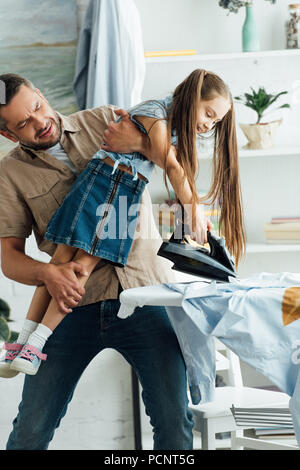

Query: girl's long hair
[166,69,246,265]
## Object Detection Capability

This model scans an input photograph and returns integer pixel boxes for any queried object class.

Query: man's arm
[1,237,47,286]
[1,238,87,314]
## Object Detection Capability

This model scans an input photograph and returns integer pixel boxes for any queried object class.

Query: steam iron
[157,229,236,282]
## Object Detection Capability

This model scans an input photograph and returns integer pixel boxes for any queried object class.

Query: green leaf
[0,298,10,321]
[7,330,18,344]
[0,316,10,342]
[267,91,289,107]
[235,86,290,122]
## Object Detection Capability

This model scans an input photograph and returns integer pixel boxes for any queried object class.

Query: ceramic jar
[286,4,300,48]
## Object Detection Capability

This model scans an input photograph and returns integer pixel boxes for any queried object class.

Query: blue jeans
[45,160,147,266]
[6,300,194,450]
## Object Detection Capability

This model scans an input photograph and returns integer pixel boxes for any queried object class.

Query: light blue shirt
[91,94,210,181]
[165,272,300,446]
[73,0,145,110]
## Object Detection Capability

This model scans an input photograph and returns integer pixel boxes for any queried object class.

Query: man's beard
[20,113,62,151]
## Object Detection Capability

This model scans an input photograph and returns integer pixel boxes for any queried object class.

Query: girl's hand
[186,204,212,245]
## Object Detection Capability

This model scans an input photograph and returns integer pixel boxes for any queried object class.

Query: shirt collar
[57,112,81,134]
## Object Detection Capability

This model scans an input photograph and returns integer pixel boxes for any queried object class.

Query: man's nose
[33,114,47,132]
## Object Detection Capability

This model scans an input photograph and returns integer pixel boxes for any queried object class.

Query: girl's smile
[196,95,231,133]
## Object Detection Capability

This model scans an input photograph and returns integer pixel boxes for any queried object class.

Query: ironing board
[117,282,209,318]
[117,283,300,450]
[117,277,210,449]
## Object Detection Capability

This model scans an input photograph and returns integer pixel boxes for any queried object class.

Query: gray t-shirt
[47,142,79,175]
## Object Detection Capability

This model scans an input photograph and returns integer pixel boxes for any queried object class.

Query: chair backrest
[215,339,243,388]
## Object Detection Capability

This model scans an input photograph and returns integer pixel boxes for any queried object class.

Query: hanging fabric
[73,0,145,110]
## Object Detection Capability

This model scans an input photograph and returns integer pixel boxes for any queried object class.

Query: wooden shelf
[146,49,300,64]
[239,147,300,158]
[198,146,300,160]
[246,243,300,254]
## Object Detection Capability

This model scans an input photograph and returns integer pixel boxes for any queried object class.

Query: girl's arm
[101,109,148,154]
[135,116,210,244]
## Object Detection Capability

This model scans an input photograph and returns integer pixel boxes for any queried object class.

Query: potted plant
[0,298,18,343]
[234,86,290,149]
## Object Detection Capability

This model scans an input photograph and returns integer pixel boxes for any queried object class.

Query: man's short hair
[0,74,35,131]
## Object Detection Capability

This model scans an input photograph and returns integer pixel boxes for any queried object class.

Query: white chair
[189,339,297,450]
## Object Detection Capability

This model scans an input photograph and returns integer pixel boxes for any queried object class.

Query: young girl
[0,69,246,377]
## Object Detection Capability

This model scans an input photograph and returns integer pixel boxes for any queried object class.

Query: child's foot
[10,344,47,375]
[0,343,23,378]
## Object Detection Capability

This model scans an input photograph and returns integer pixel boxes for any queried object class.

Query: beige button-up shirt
[0,105,175,306]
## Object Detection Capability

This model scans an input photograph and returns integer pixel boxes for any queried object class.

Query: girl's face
[196,94,231,134]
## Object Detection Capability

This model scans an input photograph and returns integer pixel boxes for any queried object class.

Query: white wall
[77,0,293,55]
[1,0,298,450]
[137,0,291,54]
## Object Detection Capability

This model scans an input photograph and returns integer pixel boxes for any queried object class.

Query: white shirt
[47,142,79,176]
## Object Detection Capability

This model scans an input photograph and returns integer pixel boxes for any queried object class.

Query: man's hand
[1,239,87,314]
[101,109,146,154]
[42,262,87,314]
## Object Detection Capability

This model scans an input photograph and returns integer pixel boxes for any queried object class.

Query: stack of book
[231,405,295,441]
[264,216,300,243]
[144,49,196,58]
[251,428,296,440]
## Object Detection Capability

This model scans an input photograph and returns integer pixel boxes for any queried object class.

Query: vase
[239,120,282,149]
[242,4,260,52]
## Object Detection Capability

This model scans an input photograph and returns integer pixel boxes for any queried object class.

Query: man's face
[0,85,61,150]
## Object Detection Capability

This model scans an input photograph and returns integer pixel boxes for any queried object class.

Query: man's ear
[0,129,19,143]
[35,88,49,105]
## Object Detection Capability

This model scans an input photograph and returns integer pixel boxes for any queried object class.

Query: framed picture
[0,0,78,158]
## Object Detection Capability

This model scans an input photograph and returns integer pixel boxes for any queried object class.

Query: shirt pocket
[25,173,66,231]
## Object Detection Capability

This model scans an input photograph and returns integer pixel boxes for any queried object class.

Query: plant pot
[239,119,282,150]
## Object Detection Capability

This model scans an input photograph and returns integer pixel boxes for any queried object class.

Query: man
[0,74,194,450]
